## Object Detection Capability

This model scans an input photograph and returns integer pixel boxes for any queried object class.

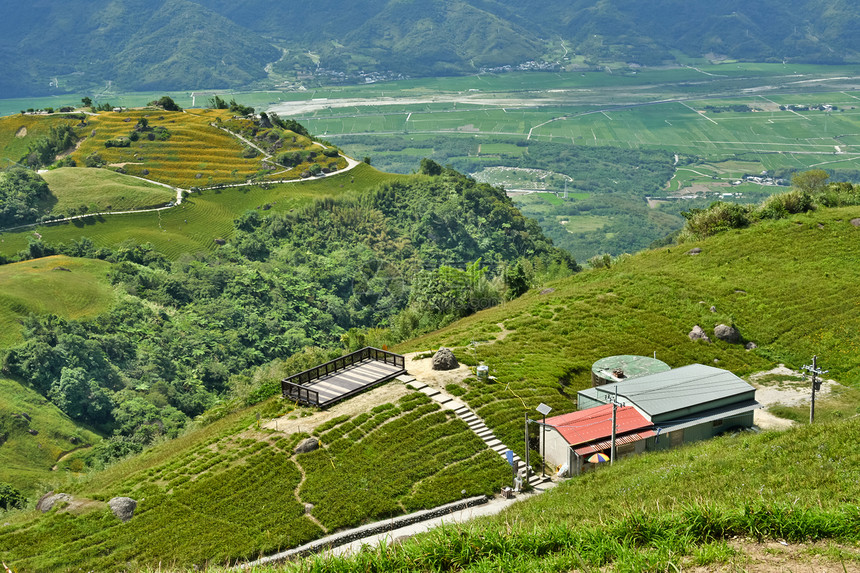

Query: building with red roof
[541,404,655,476]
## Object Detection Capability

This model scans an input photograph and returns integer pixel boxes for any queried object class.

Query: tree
[81,97,93,108]
[0,167,51,226]
[363,156,372,165]
[792,169,829,194]
[208,95,228,109]
[153,96,181,112]
[419,158,443,176]
[48,367,113,424]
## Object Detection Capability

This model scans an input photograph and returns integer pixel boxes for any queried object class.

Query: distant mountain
[0,0,278,97]
[3,0,859,97]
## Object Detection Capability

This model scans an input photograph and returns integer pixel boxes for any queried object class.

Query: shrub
[681,202,753,240]
[758,190,814,219]
[0,483,26,510]
[105,137,131,148]
[84,152,104,168]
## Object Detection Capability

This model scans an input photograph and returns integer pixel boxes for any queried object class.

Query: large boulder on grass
[688,325,711,343]
[714,324,741,343]
[432,348,459,371]
[36,492,71,513]
[109,497,137,522]
[294,437,319,454]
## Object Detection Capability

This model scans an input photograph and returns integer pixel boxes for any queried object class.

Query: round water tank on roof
[591,355,670,387]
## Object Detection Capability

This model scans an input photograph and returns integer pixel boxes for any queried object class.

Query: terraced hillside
[0,163,397,259]
[0,389,508,570]
[69,109,274,188]
[290,418,860,572]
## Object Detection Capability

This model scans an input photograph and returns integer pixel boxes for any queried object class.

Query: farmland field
[5,64,860,260]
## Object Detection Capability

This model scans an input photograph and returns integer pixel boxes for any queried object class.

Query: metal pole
[810,355,817,424]
[610,402,617,465]
[524,413,530,483]
[803,355,827,425]
[541,413,547,478]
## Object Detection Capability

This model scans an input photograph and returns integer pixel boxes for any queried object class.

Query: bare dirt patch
[403,352,473,392]
[15,126,27,138]
[687,540,860,572]
[109,162,144,168]
[262,382,411,435]
[748,364,836,430]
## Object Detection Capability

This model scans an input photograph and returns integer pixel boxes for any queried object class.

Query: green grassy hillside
[0,255,115,347]
[398,205,860,458]
[289,418,860,572]
[0,390,508,570]
[0,377,101,495]
[0,256,114,494]
[40,167,175,214]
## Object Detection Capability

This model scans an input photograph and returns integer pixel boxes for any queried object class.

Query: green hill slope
[295,418,860,572]
[399,205,860,457]
[0,255,115,347]
[0,376,101,496]
[0,256,112,495]
[40,168,175,215]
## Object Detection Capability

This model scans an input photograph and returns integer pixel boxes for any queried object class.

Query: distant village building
[542,364,761,475]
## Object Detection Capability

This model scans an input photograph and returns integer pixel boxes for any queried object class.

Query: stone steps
[403,377,545,487]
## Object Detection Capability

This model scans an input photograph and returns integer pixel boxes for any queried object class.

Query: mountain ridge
[3,0,860,97]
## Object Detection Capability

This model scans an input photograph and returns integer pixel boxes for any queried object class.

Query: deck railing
[281,347,405,406]
[282,382,320,407]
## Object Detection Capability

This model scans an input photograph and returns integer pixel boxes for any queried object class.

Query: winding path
[0,155,363,235]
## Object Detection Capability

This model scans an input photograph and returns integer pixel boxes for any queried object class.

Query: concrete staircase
[399,375,547,488]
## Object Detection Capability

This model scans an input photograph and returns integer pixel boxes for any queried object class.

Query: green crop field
[0,255,115,348]
[0,164,401,259]
[40,168,176,214]
[0,391,508,570]
[398,204,860,459]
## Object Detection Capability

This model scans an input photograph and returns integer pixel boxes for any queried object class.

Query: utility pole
[536,403,552,478]
[604,387,621,465]
[524,413,530,484]
[802,355,828,424]
[610,391,617,465]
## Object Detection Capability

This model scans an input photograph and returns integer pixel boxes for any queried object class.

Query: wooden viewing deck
[281,347,406,408]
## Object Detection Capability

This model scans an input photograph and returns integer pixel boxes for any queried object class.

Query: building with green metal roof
[590,355,671,387]
[577,363,760,451]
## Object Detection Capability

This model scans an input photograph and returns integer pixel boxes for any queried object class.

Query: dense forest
[1,166,574,466]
